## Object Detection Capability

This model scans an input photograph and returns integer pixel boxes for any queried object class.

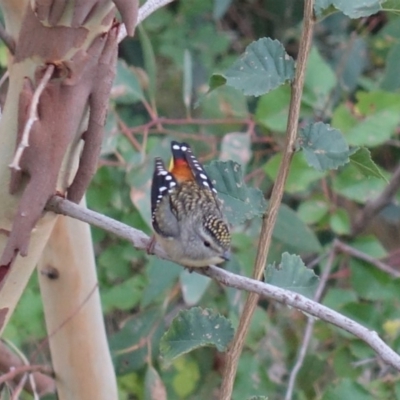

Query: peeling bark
[0,4,120,268]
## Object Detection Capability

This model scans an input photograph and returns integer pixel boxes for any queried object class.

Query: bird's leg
[146,235,157,255]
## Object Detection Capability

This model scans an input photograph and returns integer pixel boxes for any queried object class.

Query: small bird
[150,141,231,267]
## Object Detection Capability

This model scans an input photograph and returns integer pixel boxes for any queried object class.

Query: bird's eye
[203,240,211,247]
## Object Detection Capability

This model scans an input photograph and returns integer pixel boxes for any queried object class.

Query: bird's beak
[222,250,231,261]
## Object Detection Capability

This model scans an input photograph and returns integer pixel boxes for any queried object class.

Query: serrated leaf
[265,253,319,298]
[299,122,352,171]
[314,0,382,18]
[204,161,267,225]
[209,38,294,97]
[349,147,387,182]
[160,307,234,364]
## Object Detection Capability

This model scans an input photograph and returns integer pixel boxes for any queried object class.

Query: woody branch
[46,196,400,372]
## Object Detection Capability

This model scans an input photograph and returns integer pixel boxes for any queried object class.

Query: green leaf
[349,147,388,181]
[321,379,374,400]
[346,108,400,147]
[255,84,292,133]
[314,0,382,18]
[160,307,234,364]
[333,164,387,203]
[356,90,400,114]
[145,365,167,400]
[275,205,322,254]
[110,309,164,375]
[265,152,326,194]
[200,85,248,118]
[299,122,352,171]
[171,357,200,398]
[101,276,145,313]
[180,270,212,306]
[381,41,400,92]
[265,253,319,298]
[141,258,181,308]
[297,199,329,225]
[204,161,267,225]
[303,47,337,109]
[209,38,295,97]
[113,60,144,104]
[329,209,351,235]
[208,73,227,92]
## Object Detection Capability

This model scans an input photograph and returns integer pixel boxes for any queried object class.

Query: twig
[0,365,52,385]
[129,116,253,134]
[285,248,336,400]
[8,65,54,171]
[0,22,15,54]
[352,163,400,235]
[11,373,28,400]
[334,239,400,278]
[219,2,316,398]
[0,340,54,396]
[118,0,176,42]
[45,196,400,371]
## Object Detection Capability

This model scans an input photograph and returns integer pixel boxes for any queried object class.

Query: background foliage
[4,0,400,398]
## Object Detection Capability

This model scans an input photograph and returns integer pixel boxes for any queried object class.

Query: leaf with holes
[299,122,352,171]
[265,253,319,299]
[209,38,295,97]
[160,308,234,365]
[204,161,267,225]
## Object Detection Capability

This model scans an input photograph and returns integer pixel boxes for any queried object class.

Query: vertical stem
[219,1,316,399]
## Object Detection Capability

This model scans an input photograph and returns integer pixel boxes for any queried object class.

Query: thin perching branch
[118,0,176,42]
[285,248,336,400]
[8,64,54,171]
[45,196,400,372]
[334,239,400,278]
[219,1,316,398]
